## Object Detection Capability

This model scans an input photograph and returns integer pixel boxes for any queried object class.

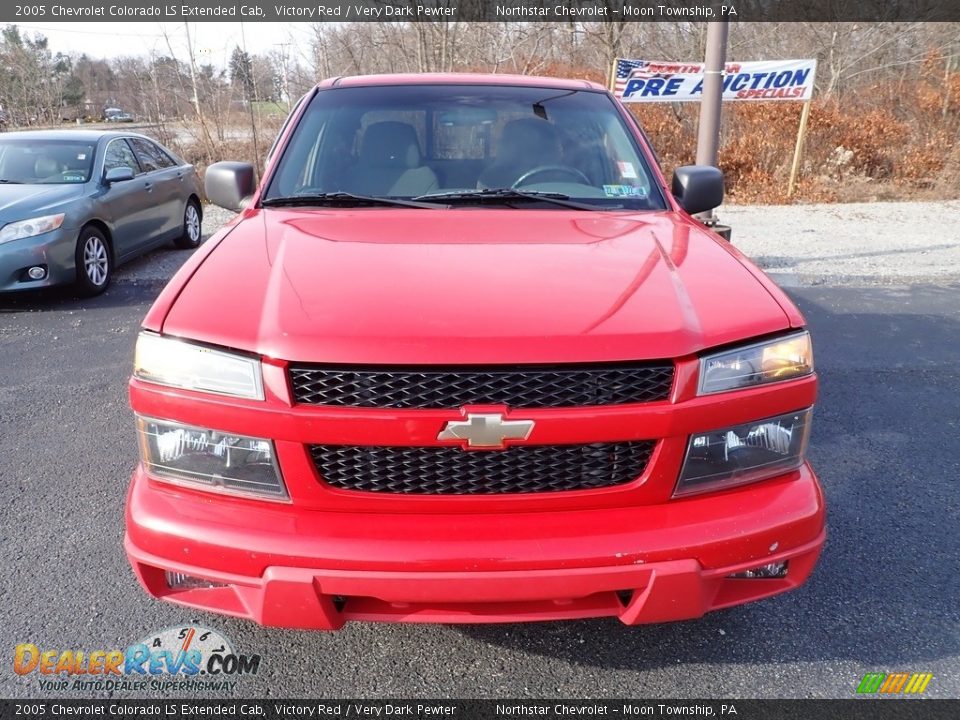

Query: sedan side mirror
[671,165,724,215]
[104,166,135,184]
[205,161,257,212]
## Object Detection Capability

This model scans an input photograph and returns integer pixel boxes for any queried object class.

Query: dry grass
[627,55,960,204]
[157,58,959,206]
[147,110,287,183]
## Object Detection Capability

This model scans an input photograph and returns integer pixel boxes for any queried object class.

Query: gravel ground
[721,199,960,286]
[114,204,237,286]
[115,200,960,289]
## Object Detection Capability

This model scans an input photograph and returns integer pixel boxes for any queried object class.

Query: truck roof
[0,129,132,141]
[318,73,607,92]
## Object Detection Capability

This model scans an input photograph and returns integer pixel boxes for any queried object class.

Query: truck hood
[161,209,792,363]
[0,183,85,222]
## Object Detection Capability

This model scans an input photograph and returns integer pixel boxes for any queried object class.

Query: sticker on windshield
[616,161,638,179]
[77,154,87,160]
[603,184,647,198]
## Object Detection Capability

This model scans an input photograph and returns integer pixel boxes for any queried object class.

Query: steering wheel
[512,165,591,188]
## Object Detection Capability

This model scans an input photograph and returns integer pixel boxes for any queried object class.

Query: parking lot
[1,203,958,698]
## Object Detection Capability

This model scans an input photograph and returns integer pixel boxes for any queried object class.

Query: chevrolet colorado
[125,73,824,629]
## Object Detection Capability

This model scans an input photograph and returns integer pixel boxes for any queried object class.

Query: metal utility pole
[274,42,292,108]
[182,23,215,159]
[240,22,260,168]
[694,21,729,224]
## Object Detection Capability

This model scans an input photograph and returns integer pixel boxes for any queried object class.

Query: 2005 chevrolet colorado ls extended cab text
[125,73,824,629]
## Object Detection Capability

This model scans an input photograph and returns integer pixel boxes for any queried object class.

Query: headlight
[0,213,65,245]
[698,331,813,395]
[134,332,264,400]
[675,408,812,497]
[136,416,287,501]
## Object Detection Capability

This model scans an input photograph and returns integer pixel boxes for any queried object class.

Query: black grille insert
[289,363,674,409]
[308,442,656,495]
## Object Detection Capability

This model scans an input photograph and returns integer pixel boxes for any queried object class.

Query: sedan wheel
[174,200,203,249]
[74,227,112,296]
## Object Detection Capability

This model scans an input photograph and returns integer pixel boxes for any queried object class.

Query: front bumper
[125,461,825,629]
[0,227,78,292]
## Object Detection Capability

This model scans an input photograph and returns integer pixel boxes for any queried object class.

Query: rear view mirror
[104,166,135,184]
[437,108,497,126]
[671,165,724,215]
[205,161,257,212]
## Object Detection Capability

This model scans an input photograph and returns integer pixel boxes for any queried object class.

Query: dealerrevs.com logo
[14,626,260,693]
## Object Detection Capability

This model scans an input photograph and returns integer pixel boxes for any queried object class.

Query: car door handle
[144,181,153,192]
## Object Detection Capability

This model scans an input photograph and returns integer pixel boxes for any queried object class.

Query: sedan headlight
[698,331,813,395]
[675,408,812,497]
[0,213,65,245]
[137,416,287,501]
[134,332,264,400]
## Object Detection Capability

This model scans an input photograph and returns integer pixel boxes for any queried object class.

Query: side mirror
[104,166,135,184]
[671,165,724,215]
[205,161,257,212]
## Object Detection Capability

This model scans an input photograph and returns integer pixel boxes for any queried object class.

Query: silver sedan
[0,130,203,295]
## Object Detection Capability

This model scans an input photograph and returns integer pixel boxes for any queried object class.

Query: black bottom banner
[1,700,958,720]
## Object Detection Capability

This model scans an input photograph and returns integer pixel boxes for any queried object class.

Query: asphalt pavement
[0,211,957,699]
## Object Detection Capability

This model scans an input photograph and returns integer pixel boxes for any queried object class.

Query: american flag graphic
[613,59,650,97]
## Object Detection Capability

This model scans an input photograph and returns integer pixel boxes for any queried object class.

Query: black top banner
[5,0,960,22]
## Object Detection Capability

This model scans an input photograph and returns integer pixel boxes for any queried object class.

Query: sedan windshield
[265,84,666,210]
[0,139,96,184]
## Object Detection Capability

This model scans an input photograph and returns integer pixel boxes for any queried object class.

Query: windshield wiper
[261,191,447,210]
[0,179,24,184]
[413,188,610,211]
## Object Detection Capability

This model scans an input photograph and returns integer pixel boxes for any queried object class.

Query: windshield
[265,84,666,210]
[0,139,96,184]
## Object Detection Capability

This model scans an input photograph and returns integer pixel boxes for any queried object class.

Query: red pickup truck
[126,73,824,629]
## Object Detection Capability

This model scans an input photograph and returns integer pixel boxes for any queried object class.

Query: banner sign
[614,58,817,103]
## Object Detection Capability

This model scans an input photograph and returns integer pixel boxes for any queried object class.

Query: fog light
[729,561,788,579]
[27,266,47,280]
[165,571,226,590]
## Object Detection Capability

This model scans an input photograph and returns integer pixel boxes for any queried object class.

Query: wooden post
[787,100,812,198]
[608,58,619,93]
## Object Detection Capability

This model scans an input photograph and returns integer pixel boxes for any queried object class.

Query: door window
[103,139,140,175]
[129,138,175,172]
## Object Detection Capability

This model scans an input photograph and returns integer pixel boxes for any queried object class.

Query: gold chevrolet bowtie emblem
[437,413,535,449]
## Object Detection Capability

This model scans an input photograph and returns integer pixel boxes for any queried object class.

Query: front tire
[75,227,112,296]
[174,199,202,249]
